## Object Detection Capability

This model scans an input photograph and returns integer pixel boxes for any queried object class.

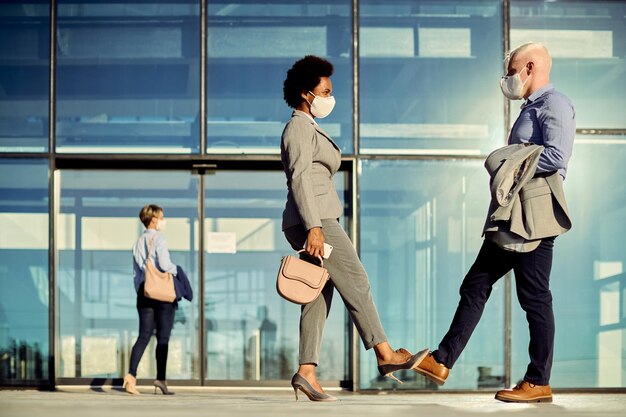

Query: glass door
[203,170,349,383]
[57,170,200,382]
[55,167,350,386]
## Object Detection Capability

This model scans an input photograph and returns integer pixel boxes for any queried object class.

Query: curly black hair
[283,55,334,109]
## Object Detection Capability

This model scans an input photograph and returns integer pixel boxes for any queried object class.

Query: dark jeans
[128,285,176,381]
[433,238,555,385]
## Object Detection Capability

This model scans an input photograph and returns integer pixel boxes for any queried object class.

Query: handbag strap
[146,237,156,267]
[297,249,323,268]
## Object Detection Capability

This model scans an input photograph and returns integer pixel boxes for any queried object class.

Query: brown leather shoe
[495,381,552,403]
[413,352,449,386]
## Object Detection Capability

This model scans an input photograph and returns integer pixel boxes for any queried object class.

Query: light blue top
[509,84,576,179]
[132,229,177,293]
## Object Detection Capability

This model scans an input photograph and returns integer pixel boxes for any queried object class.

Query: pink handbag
[143,238,176,303]
[276,250,330,305]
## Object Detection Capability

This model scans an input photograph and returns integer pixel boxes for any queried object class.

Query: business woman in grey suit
[280,56,428,402]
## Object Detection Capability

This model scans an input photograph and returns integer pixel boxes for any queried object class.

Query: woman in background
[123,204,177,395]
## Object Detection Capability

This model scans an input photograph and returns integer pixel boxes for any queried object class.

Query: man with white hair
[413,42,575,403]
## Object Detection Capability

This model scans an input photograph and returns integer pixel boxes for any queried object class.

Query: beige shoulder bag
[276,250,330,305]
[143,238,176,302]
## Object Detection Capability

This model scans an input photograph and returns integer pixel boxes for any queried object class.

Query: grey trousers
[283,218,387,365]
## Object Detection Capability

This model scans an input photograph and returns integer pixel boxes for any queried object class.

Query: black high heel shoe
[153,380,175,395]
[377,348,429,384]
[290,373,337,402]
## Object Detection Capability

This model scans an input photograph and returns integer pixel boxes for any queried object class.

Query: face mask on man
[500,66,530,100]
[307,91,336,118]
[156,219,167,231]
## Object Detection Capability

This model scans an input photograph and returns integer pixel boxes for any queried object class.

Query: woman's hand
[306,227,325,259]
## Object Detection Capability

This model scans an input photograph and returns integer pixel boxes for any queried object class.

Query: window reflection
[204,171,348,381]
[55,1,201,153]
[510,1,626,129]
[0,159,49,383]
[206,1,353,154]
[0,3,50,152]
[512,136,626,387]
[359,1,505,155]
[57,171,200,379]
[359,159,504,390]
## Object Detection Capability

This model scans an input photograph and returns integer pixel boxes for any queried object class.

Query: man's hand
[306,227,325,259]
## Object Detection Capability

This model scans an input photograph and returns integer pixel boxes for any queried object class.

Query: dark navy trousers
[433,237,556,385]
[128,284,176,381]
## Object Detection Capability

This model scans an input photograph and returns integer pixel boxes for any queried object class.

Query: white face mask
[307,91,335,119]
[500,67,530,100]
[156,219,167,231]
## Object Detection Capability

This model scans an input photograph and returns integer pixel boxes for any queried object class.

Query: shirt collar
[522,83,554,108]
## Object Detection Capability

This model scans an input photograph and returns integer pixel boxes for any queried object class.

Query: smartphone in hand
[302,241,334,259]
[322,243,333,259]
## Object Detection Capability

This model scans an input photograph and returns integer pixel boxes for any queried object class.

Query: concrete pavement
[1,387,625,417]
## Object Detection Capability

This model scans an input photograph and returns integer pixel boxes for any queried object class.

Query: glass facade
[0,159,49,384]
[359,159,504,390]
[54,169,347,383]
[206,1,353,154]
[0,2,50,152]
[57,170,200,380]
[203,171,347,382]
[0,0,625,389]
[55,1,201,153]
[511,135,626,388]
[359,1,505,155]
[510,1,626,129]
[509,0,626,389]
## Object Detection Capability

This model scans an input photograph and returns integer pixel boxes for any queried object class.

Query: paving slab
[1,388,625,417]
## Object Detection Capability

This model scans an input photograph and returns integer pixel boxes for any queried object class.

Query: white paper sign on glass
[206,232,237,254]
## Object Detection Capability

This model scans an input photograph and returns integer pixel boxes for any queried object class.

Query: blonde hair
[139,204,163,227]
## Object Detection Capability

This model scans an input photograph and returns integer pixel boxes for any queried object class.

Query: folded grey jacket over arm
[483,144,572,252]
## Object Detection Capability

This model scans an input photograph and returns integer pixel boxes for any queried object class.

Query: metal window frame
[48,0,58,390]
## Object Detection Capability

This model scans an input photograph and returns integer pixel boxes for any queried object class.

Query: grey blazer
[483,144,572,252]
[280,110,343,231]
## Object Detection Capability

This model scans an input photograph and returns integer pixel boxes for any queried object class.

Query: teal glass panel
[206,1,353,154]
[511,1,626,129]
[0,2,50,152]
[57,170,200,380]
[511,135,626,387]
[55,1,201,153]
[359,159,503,390]
[359,1,505,155]
[0,159,49,383]
[204,170,348,382]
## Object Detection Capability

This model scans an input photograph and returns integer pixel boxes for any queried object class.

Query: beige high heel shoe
[123,374,140,395]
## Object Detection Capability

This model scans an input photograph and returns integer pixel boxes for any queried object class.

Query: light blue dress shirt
[132,229,177,293]
[508,84,576,179]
